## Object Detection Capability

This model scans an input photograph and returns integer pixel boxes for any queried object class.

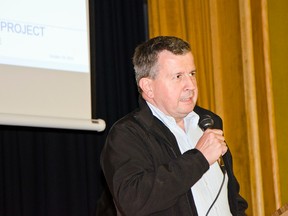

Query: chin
[183,106,194,114]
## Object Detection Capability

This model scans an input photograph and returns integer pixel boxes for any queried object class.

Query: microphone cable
[205,171,226,216]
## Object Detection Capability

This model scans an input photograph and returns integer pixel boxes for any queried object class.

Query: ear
[139,77,154,98]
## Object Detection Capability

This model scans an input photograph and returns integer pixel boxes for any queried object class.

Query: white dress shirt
[147,102,232,215]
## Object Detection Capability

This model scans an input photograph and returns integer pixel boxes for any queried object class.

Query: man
[101,36,248,215]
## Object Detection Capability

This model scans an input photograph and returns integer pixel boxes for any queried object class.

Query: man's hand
[195,129,227,165]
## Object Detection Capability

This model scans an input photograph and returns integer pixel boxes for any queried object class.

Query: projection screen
[0,0,105,131]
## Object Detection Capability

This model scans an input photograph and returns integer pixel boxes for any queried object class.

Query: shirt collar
[146,101,200,130]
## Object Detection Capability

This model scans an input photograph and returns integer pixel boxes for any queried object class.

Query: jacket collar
[134,96,181,155]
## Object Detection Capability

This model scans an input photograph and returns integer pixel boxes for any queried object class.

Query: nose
[184,74,197,90]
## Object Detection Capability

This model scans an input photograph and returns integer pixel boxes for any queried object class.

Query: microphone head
[198,114,214,131]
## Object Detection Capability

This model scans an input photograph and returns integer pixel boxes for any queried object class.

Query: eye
[189,70,196,77]
[176,74,182,79]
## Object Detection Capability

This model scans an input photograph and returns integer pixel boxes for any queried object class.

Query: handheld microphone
[198,114,226,174]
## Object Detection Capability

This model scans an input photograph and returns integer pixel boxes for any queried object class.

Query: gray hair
[132,36,191,93]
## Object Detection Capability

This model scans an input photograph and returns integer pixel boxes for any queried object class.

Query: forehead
[157,50,195,71]
[157,50,193,62]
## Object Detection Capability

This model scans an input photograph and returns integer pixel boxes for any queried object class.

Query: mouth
[180,96,192,102]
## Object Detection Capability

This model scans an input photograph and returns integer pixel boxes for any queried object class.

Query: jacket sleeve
[100,122,209,216]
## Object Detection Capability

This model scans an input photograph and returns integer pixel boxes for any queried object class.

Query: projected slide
[0,0,89,73]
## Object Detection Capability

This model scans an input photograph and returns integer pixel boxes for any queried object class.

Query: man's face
[148,50,198,121]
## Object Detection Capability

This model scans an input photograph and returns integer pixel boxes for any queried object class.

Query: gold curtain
[147,0,281,215]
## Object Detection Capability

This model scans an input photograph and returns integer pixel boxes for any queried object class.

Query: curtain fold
[147,0,281,215]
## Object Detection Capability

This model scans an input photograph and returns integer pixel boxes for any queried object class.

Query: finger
[222,143,228,155]
[207,128,223,135]
[205,129,225,141]
[216,135,225,142]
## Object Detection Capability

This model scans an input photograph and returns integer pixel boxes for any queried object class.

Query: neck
[176,119,186,131]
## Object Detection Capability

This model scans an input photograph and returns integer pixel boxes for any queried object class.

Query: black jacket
[101,96,248,215]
